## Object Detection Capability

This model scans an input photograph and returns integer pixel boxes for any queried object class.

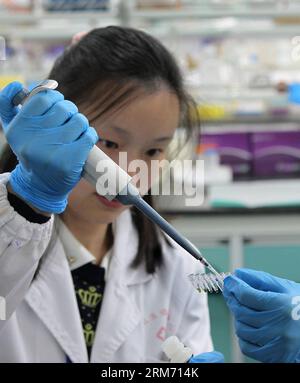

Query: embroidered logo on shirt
[72,263,106,358]
[77,286,103,308]
[83,323,95,347]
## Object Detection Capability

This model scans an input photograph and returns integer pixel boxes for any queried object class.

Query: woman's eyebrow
[153,136,173,142]
[112,125,173,142]
[111,125,129,136]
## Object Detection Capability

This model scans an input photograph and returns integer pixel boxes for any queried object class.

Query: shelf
[155,179,300,214]
[131,2,300,38]
[4,28,87,40]
[0,12,36,23]
[201,116,300,125]
[158,205,300,216]
[4,23,299,40]
[0,10,120,39]
[0,10,117,23]
[146,24,300,38]
[0,5,299,39]
[208,179,300,209]
[132,7,300,20]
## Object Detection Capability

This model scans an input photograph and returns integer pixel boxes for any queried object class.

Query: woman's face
[64,88,180,225]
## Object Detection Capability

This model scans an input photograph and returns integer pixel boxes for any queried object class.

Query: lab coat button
[12,239,24,248]
[67,256,76,265]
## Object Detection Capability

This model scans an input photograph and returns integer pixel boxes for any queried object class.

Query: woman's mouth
[95,193,124,209]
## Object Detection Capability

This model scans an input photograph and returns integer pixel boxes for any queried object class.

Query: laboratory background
[1,0,300,363]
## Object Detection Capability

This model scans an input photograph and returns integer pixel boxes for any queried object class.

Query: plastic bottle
[162,336,193,363]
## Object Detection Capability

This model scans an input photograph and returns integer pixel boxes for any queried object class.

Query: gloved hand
[189,351,224,363]
[223,268,300,363]
[0,81,98,213]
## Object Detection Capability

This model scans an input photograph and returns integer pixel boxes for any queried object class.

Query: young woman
[0,26,215,362]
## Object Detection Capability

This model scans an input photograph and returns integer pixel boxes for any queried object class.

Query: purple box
[201,132,252,179]
[252,131,300,178]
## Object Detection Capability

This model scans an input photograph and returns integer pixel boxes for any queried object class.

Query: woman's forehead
[82,87,180,138]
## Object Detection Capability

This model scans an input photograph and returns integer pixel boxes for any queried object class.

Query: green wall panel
[245,244,300,283]
[201,246,232,362]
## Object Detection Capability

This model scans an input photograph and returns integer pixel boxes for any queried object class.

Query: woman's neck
[60,211,113,266]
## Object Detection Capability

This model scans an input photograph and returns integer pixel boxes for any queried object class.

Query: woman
[0,26,215,362]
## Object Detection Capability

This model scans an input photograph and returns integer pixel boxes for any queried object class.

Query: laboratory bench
[158,206,300,363]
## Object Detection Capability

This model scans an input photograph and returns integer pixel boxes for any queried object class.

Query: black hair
[0,26,200,274]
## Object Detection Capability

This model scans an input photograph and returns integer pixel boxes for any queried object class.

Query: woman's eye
[146,148,163,157]
[98,139,119,149]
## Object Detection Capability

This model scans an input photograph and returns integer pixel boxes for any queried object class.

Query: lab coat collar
[90,209,154,362]
[25,237,89,363]
[55,217,96,271]
[55,217,112,281]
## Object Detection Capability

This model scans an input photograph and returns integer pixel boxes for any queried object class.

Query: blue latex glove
[0,81,98,213]
[288,83,300,104]
[223,268,300,363]
[189,351,224,363]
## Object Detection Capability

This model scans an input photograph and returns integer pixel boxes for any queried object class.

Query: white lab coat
[0,173,213,363]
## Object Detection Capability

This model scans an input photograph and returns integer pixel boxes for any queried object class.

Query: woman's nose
[118,152,145,177]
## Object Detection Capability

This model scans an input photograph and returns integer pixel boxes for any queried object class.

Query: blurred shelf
[0,6,299,39]
[32,10,116,20]
[0,12,36,23]
[146,24,300,38]
[208,179,300,209]
[0,10,117,23]
[4,28,86,40]
[0,10,120,39]
[131,2,300,38]
[159,205,300,217]
[3,24,299,40]
[132,7,300,20]
[155,179,300,215]
[202,116,300,125]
